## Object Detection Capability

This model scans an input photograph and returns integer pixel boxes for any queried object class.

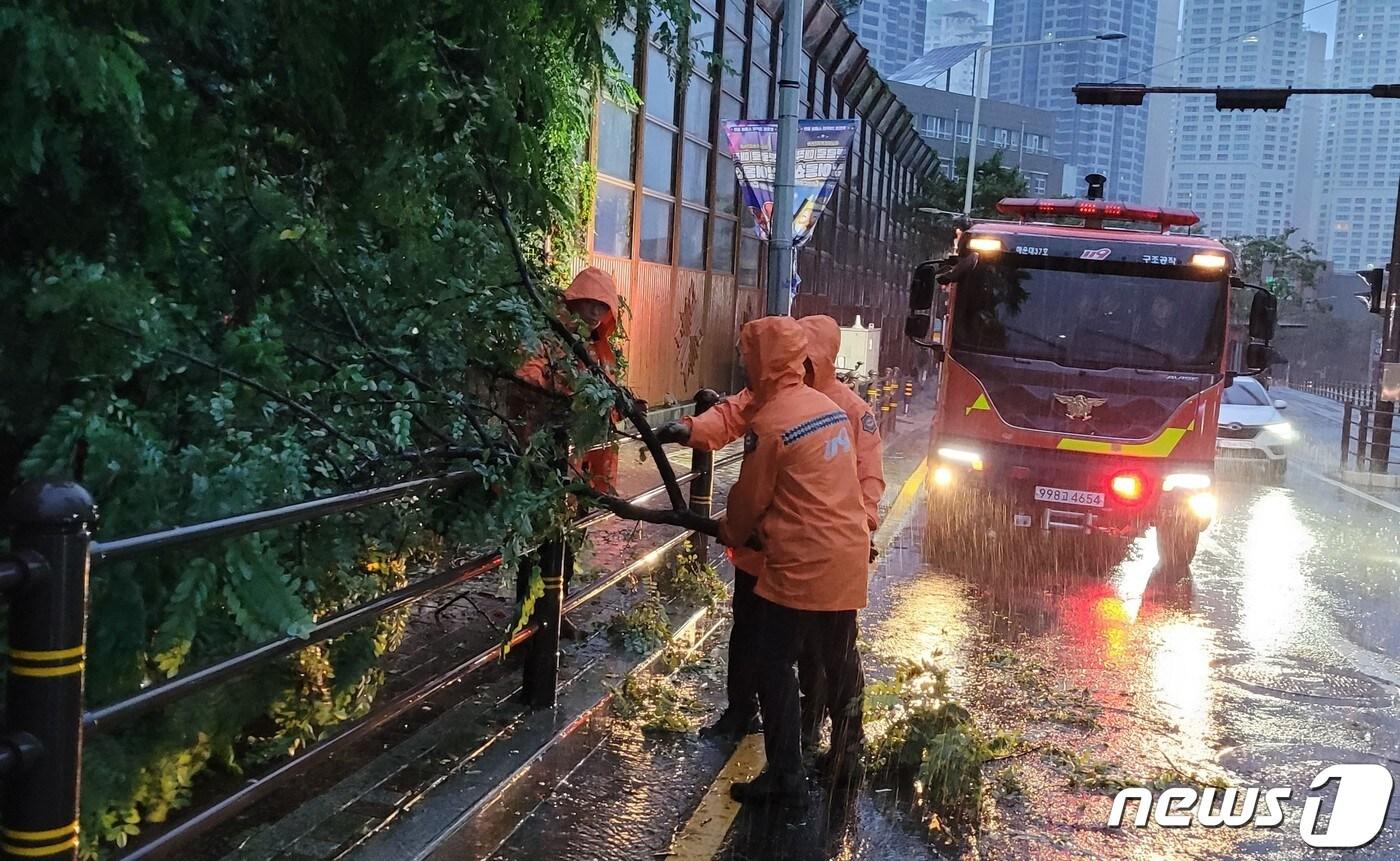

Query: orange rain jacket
[686,315,885,530]
[717,316,870,612]
[515,267,621,492]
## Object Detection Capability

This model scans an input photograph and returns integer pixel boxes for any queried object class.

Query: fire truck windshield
[952,257,1227,372]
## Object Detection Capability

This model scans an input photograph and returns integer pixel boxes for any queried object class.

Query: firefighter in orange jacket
[515,266,623,493]
[513,267,626,635]
[713,316,870,804]
[657,316,883,749]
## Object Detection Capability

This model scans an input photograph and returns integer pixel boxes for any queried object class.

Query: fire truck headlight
[932,465,955,489]
[1163,472,1212,492]
[967,237,1003,253]
[1190,252,1230,270]
[1187,491,1218,520]
[937,446,984,471]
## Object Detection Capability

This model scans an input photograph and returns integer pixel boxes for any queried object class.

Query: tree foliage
[0,0,692,855]
[908,152,1030,250]
[1223,228,1324,305]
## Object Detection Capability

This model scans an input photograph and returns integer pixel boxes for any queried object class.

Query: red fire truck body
[915,197,1249,566]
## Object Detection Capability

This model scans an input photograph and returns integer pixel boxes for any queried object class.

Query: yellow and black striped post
[903,376,914,415]
[2,480,95,861]
[522,531,565,709]
[687,389,720,567]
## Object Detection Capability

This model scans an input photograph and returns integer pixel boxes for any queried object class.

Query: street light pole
[962,32,1126,215]
[767,0,803,316]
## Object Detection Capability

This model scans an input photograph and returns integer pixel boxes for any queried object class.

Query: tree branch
[99,322,358,484]
[583,491,720,538]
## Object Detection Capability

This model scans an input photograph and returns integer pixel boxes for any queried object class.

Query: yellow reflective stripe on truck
[1056,421,1195,457]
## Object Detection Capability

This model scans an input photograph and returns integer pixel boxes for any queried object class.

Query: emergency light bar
[995,198,1201,232]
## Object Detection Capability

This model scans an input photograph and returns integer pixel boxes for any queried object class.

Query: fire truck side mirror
[910,261,940,313]
[1248,289,1277,342]
[1244,343,1274,372]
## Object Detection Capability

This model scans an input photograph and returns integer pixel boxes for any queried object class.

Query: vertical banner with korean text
[723,119,858,294]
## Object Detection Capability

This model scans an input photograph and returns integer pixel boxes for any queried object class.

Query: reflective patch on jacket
[781,410,847,446]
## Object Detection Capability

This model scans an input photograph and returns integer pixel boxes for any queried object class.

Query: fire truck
[906,178,1277,568]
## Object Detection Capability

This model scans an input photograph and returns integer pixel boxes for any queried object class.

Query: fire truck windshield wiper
[1075,328,1175,365]
[997,323,1068,354]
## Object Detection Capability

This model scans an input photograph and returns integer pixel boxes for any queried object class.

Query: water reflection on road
[861,441,1400,858]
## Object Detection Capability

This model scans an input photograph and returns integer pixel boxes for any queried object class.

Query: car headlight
[1264,421,1295,441]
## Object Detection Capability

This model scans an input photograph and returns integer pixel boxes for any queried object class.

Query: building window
[738,234,760,285]
[645,46,676,124]
[643,121,675,192]
[604,27,636,85]
[593,180,633,257]
[713,215,736,271]
[681,139,709,204]
[685,73,714,140]
[679,207,708,269]
[640,195,673,263]
[597,99,635,181]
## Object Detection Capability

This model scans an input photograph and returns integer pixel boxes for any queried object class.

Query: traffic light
[1358,268,1386,314]
[1073,84,1147,106]
[1215,88,1291,110]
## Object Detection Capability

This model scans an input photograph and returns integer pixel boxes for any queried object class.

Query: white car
[1215,376,1294,479]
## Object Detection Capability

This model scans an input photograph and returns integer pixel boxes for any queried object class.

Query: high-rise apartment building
[988,0,1155,200]
[1316,0,1400,270]
[1140,0,1180,207]
[1167,0,1308,239]
[845,0,929,77]
[1292,30,1328,247]
[923,0,989,95]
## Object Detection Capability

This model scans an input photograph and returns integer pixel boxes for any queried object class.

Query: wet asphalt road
[476,388,1400,860]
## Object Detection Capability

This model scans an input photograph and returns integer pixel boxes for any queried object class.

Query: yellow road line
[665,457,929,859]
[876,456,929,558]
[664,735,765,860]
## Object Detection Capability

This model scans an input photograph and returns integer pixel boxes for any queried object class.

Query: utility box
[837,315,881,380]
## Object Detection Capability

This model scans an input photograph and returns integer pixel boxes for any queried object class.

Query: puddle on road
[851,468,1400,860]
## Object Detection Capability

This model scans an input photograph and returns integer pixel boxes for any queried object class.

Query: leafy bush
[610,674,706,734]
[0,1,692,855]
[865,659,995,842]
[607,594,671,655]
[658,541,727,609]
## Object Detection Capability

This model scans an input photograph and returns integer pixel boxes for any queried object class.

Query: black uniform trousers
[725,568,763,722]
[753,594,865,778]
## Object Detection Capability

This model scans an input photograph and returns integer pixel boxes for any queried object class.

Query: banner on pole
[723,119,858,252]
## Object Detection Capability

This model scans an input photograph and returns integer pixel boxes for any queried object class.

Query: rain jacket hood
[739,316,808,399]
[564,266,619,345]
[799,315,841,389]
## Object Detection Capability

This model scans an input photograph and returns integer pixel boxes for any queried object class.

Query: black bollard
[688,389,721,566]
[2,479,96,861]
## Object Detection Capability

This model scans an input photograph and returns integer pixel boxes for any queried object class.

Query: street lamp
[962,31,1127,214]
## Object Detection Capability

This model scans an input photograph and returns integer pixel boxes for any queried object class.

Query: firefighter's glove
[656,421,691,445]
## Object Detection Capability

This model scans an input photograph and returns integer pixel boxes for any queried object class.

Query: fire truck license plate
[1034,486,1104,507]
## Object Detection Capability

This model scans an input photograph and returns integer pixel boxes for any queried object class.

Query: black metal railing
[1340,400,1400,474]
[1297,378,1378,406]
[0,393,736,861]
